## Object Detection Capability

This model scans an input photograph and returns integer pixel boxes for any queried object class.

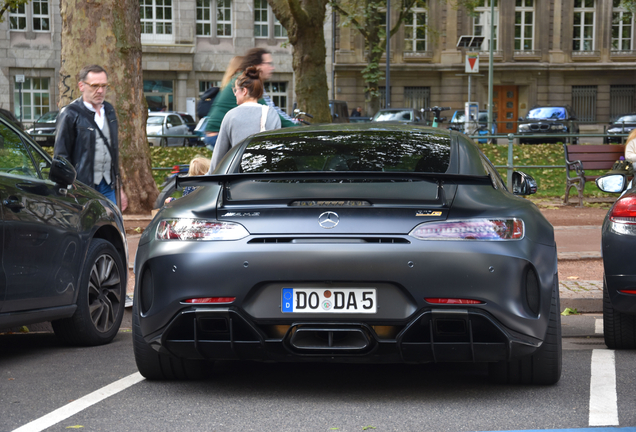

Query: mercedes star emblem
[318,211,339,229]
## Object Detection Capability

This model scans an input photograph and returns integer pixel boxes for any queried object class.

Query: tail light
[156,219,249,241]
[410,219,524,241]
[609,194,636,225]
[171,165,180,174]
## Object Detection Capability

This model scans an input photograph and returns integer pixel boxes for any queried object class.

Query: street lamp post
[487,0,495,138]
[385,1,391,108]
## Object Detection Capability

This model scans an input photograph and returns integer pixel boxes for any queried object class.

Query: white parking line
[595,318,603,334]
[589,349,619,427]
[12,372,144,432]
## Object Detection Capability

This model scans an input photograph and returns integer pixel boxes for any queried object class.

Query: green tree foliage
[0,0,29,21]
[330,0,419,116]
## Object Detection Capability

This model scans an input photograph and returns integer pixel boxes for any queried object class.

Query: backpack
[197,86,220,119]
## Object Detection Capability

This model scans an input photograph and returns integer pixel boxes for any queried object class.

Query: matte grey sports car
[133,124,561,384]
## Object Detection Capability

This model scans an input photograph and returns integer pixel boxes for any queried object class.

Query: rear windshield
[240,131,451,174]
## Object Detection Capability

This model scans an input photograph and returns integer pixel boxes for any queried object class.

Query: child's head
[189,157,211,176]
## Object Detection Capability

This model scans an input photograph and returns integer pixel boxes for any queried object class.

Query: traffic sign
[465,53,479,73]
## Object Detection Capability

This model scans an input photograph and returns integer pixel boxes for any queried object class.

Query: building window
[610,85,635,121]
[9,0,49,32]
[572,85,597,122]
[196,0,232,37]
[404,0,427,52]
[404,87,430,110]
[14,77,50,122]
[199,80,220,95]
[514,0,534,51]
[254,1,286,38]
[264,82,288,113]
[9,4,27,30]
[196,0,211,36]
[274,17,287,38]
[254,0,268,37]
[217,0,232,37]
[573,0,595,51]
[473,0,499,52]
[612,0,634,52]
[140,0,173,43]
[379,87,386,110]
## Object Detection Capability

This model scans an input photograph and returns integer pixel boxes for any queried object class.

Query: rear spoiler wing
[178,172,492,208]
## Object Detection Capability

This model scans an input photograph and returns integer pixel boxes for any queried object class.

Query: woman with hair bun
[208,66,281,173]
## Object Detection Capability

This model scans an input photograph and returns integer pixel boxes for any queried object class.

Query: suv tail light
[609,193,636,225]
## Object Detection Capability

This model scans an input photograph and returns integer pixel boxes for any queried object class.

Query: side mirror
[166,123,173,128]
[49,156,77,193]
[512,171,537,195]
[518,117,524,122]
[596,174,628,194]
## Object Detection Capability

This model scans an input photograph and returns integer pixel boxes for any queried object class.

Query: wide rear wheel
[132,289,212,380]
[488,282,562,385]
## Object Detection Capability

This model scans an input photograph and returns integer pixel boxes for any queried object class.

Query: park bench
[563,143,625,207]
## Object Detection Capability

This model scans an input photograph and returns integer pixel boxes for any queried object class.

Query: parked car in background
[605,114,636,144]
[25,110,59,146]
[371,108,423,123]
[329,100,350,123]
[133,123,560,385]
[178,112,199,146]
[0,116,128,345]
[448,110,498,144]
[193,116,210,146]
[595,171,636,349]
[146,112,192,147]
[517,106,579,144]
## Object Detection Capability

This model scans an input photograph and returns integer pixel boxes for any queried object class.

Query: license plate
[282,288,376,313]
[35,137,46,141]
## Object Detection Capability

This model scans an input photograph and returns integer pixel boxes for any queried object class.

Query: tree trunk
[268,0,331,124]
[59,0,157,213]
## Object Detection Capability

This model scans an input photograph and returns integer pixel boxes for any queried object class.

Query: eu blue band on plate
[282,288,293,313]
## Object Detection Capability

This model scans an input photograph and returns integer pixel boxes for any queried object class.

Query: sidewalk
[124,215,605,313]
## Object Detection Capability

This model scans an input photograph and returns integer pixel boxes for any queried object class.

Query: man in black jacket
[54,64,119,204]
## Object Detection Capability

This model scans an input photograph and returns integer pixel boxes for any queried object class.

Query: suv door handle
[3,196,25,211]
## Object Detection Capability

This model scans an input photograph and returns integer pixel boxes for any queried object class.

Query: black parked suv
[0,116,128,346]
[25,110,59,146]
[605,113,636,144]
[517,106,579,144]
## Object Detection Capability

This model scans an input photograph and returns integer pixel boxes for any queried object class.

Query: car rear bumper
[135,237,557,363]
[144,306,542,364]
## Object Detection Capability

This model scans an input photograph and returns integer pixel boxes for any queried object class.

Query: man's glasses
[83,82,109,90]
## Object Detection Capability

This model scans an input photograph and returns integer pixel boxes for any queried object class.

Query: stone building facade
[0,0,301,125]
[334,0,636,134]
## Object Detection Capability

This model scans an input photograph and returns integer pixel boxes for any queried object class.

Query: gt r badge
[416,210,442,217]
[319,211,339,229]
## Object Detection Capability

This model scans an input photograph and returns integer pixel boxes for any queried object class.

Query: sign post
[16,75,25,124]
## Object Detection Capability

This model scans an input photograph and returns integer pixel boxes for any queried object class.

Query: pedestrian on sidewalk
[54,64,120,205]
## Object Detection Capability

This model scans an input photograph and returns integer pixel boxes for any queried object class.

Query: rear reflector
[184,297,236,304]
[425,298,484,305]
[619,290,636,295]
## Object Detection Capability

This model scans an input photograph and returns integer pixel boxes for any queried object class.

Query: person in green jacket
[203,47,297,149]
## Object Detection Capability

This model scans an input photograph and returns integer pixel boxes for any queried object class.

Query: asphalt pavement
[124,214,605,314]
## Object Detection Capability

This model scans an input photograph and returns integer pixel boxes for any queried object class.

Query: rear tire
[488,282,562,385]
[132,295,212,380]
[52,239,126,346]
[603,275,636,349]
